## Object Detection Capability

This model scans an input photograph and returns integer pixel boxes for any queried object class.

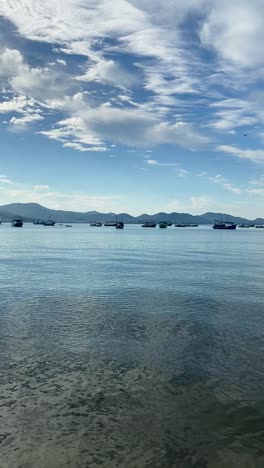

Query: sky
[0,0,264,217]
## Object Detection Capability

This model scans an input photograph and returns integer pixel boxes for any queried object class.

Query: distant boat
[58,223,63,226]
[239,224,251,228]
[142,222,156,228]
[175,223,187,227]
[159,222,167,228]
[213,221,236,230]
[116,222,124,229]
[255,225,264,228]
[104,221,117,226]
[42,220,55,226]
[65,225,72,227]
[188,224,198,227]
[90,222,102,227]
[11,219,23,227]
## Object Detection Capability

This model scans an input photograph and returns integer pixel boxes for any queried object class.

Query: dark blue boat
[213,221,236,230]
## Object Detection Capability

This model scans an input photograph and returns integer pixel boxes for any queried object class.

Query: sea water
[0,224,264,467]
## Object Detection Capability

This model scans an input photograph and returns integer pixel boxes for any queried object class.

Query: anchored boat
[11,219,23,227]
[142,222,156,228]
[42,220,56,226]
[213,221,237,230]
[104,222,117,227]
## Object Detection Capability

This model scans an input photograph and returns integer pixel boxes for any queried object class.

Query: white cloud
[167,195,214,214]
[0,174,121,211]
[247,188,264,196]
[0,175,13,184]
[146,159,178,167]
[63,142,108,152]
[208,98,264,131]
[56,59,66,66]
[0,95,34,113]
[76,59,137,88]
[33,185,49,191]
[218,145,264,163]
[208,173,241,194]
[38,105,208,151]
[1,187,121,212]
[200,0,264,68]
[250,176,264,186]
[0,48,23,77]
[0,0,264,154]
[10,113,43,125]
[0,47,71,106]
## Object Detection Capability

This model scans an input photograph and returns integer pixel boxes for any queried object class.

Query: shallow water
[0,223,264,467]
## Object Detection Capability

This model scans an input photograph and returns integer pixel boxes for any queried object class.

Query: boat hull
[11,220,23,227]
[42,221,55,226]
[213,224,236,230]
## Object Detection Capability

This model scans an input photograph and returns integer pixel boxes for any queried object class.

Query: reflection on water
[0,224,264,467]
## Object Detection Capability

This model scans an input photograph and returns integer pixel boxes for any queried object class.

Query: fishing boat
[11,219,23,227]
[142,222,156,228]
[104,221,117,227]
[116,222,124,229]
[90,222,102,226]
[213,221,237,230]
[42,219,56,226]
[238,224,251,228]
[255,225,264,228]
[175,223,187,227]
[65,225,72,227]
[159,222,167,228]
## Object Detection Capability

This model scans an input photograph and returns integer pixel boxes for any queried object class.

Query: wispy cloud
[218,145,264,163]
[167,196,214,214]
[0,175,121,211]
[208,173,241,194]
[247,188,264,196]
[0,0,263,188]
[0,175,13,184]
[146,159,179,167]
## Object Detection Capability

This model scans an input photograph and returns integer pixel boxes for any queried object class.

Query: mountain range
[0,203,263,225]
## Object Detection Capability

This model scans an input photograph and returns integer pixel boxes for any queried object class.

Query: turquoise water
[1,223,264,467]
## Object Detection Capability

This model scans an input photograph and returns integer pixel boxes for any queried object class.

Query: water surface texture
[1,224,264,468]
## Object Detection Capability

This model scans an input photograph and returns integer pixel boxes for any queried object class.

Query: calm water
[1,223,264,468]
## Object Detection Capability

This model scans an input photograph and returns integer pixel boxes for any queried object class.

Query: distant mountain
[0,202,263,225]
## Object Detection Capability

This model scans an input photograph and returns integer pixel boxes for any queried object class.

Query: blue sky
[0,0,264,217]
